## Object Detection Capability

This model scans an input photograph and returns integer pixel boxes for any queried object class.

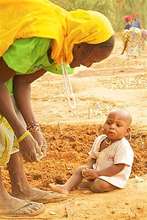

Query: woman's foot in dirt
[12,187,67,203]
[0,194,44,217]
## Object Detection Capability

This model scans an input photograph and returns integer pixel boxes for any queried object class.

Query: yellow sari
[0,0,114,64]
[0,116,19,166]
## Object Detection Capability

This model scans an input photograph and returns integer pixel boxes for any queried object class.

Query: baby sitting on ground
[50,109,134,194]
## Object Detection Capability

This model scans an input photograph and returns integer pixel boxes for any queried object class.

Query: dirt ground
[2,38,147,220]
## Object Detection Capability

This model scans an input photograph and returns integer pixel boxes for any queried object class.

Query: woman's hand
[82,168,99,180]
[30,128,48,157]
[13,73,48,158]
[19,134,42,162]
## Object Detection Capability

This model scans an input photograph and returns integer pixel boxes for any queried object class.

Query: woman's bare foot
[49,183,69,194]
[0,193,44,216]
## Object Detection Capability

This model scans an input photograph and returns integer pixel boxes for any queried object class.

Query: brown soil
[2,38,147,219]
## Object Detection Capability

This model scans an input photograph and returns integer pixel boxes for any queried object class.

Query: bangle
[27,125,40,132]
[17,130,30,143]
[27,122,40,132]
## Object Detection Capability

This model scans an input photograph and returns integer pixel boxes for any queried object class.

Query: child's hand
[82,168,99,180]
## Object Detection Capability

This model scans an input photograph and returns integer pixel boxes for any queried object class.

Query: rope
[61,63,77,111]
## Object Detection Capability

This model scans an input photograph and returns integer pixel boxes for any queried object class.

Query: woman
[0,0,114,217]
[121,27,142,57]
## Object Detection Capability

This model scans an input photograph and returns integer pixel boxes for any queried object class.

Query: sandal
[0,201,45,217]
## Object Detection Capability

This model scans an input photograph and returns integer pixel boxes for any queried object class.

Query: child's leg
[50,166,85,194]
[89,178,118,193]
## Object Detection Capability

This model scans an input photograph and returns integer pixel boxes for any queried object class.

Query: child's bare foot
[49,184,69,195]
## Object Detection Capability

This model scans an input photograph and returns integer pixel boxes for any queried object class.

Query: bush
[51,0,147,31]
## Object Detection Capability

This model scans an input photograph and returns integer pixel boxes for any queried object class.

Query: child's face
[103,111,130,141]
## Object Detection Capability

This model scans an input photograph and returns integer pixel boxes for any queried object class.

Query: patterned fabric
[142,29,147,41]
[122,27,142,57]
[89,135,134,188]
[0,116,19,166]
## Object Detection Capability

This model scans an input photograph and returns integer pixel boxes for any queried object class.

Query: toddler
[50,109,134,194]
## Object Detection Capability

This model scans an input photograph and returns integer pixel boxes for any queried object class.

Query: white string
[61,63,77,110]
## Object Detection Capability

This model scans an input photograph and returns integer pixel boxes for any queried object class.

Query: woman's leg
[6,97,66,203]
[0,168,44,216]
[89,178,118,193]
[7,152,31,196]
[7,152,66,203]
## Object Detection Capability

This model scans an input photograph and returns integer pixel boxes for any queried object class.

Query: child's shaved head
[108,109,132,126]
[103,109,132,141]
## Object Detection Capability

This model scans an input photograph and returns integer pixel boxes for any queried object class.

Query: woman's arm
[0,58,41,161]
[0,83,25,137]
[13,69,47,156]
[0,57,23,135]
[13,69,46,125]
[121,39,129,55]
[0,58,16,82]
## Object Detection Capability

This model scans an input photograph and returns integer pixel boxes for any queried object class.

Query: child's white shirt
[89,135,134,188]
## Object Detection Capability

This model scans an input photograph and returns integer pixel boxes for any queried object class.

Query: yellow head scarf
[0,0,114,64]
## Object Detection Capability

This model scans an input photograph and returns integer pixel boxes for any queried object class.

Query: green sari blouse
[3,37,73,94]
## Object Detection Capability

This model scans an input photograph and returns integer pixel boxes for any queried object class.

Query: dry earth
[1,38,147,220]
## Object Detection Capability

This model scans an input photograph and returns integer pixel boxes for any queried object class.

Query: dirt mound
[3,123,147,192]
[28,124,147,187]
